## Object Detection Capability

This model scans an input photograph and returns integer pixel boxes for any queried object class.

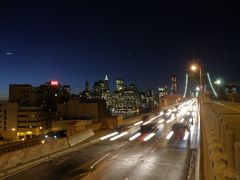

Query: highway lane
[83,116,199,179]
[83,99,199,180]
[7,99,198,180]
[6,140,129,180]
[84,133,190,180]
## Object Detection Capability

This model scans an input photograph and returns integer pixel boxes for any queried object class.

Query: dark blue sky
[0,1,240,99]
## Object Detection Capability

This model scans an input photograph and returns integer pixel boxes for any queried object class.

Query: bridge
[182,71,240,179]
[1,72,240,180]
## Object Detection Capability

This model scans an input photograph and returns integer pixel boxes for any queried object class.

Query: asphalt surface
[7,101,199,180]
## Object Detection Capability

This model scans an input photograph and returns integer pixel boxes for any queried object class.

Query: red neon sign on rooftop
[50,80,59,86]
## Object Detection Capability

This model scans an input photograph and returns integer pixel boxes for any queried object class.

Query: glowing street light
[214,79,221,85]
[190,64,197,71]
[11,128,16,141]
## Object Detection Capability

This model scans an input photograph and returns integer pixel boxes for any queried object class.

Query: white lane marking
[90,153,111,169]
[150,147,157,153]
[113,141,129,151]
[111,155,118,159]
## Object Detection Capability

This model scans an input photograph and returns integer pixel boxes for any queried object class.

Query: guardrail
[0,137,42,155]
[201,99,240,180]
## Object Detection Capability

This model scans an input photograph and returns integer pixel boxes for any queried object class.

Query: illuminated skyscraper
[91,76,111,107]
[93,80,104,98]
[171,74,178,95]
[104,75,109,90]
[116,79,124,91]
[81,81,91,99]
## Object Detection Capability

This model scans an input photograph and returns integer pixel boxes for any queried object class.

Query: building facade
[57,99,107,121]
[0,101,46,141]
[111,82,140,114]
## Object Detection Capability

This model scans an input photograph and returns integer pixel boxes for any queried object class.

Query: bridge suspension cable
[183,74,188,98]
[207,73,218,98]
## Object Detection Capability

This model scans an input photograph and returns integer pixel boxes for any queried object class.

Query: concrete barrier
[0,138,69,172]
[67,129,94,147]
[226,131,236,170]
[221,122,228,153]
[0,129,94,173]
[235,142,240,180]
[0,129,98,178]
[217,118,223,144]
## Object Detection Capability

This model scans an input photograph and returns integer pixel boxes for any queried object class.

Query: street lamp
[11,128,16,141]
[190,65,197,71]
[214,79,221,85]
[190,64,203,95]
[196,86,200,91]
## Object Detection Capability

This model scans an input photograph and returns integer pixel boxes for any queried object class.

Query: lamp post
[11,128,16,141]
[190,63,203,178]
[190,64,203,95]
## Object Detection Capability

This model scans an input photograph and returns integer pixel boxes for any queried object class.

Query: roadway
[7,99,199,180]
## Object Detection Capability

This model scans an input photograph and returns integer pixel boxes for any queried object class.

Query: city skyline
[0,76,168,99]
[1,1,240,98]
[1,1,240,179]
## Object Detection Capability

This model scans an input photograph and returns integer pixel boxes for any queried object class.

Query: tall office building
[158,87,167,98]
[91,76,111,107]
[129,84,137,91]
[9,84,40,105]
[111,81,140,113]
[93,80,104,99]
[104,75,109,90]
[81,81,91,99]
[116,79,124,91]
[38,81,70,112]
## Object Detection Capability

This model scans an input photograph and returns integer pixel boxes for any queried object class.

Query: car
[170,122,190,140]
[43,130,67,140]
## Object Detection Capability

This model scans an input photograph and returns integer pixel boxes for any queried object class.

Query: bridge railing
[201,98,240,180]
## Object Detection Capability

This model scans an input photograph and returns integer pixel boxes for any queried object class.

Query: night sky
[0,1,240,99]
